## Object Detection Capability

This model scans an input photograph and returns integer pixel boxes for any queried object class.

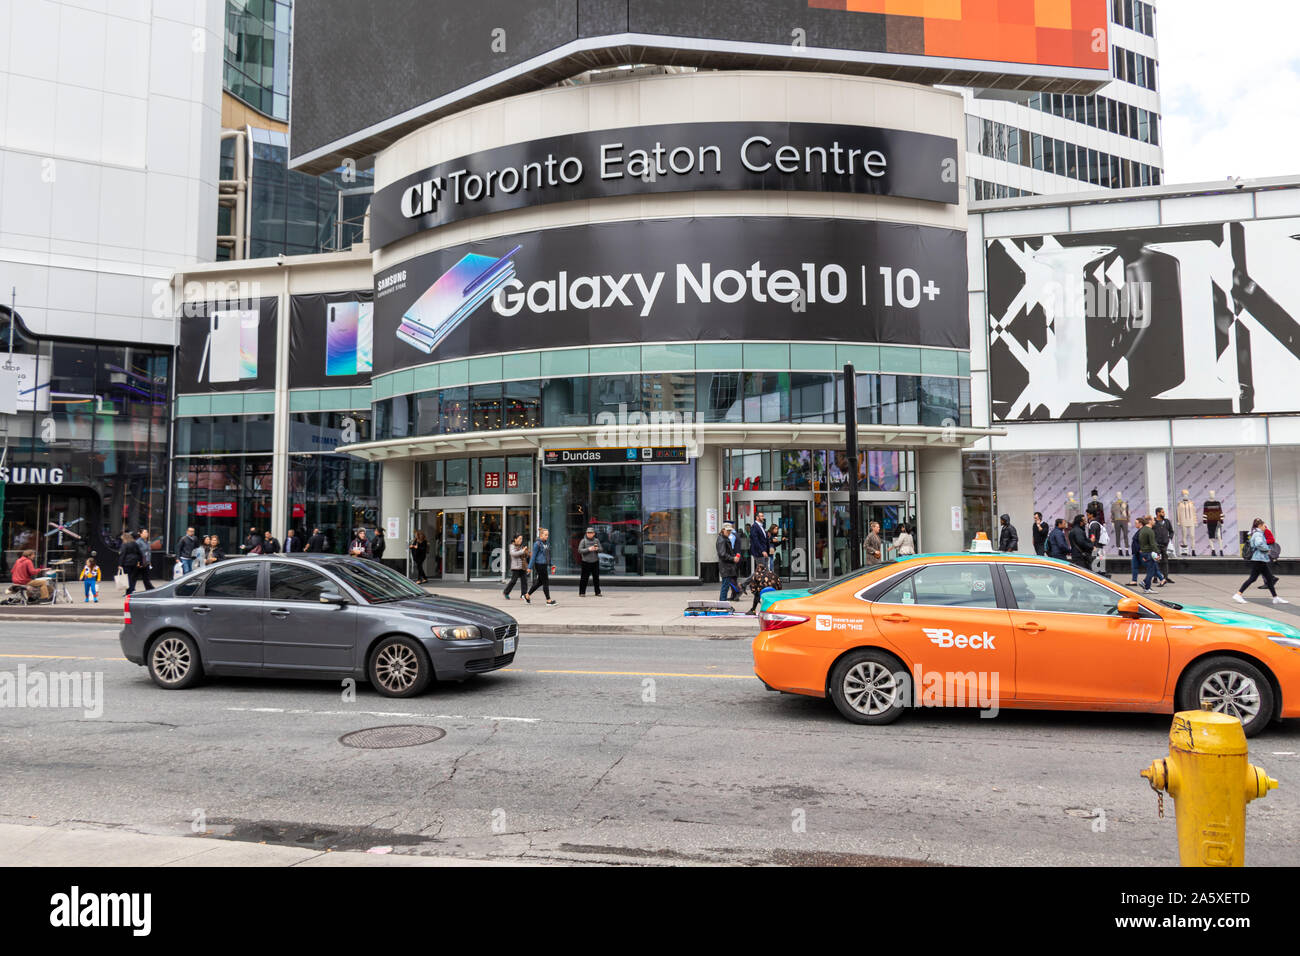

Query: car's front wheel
[147,632,203,690]
[1178,656,1275,738]
[369,636,432,698]
[828,649,907,725]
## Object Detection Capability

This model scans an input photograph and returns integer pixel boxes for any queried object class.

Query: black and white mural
[987,217,1300,421]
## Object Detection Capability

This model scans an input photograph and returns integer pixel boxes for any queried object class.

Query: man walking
[578,526,603,596]
[998,514,1019,552]
[1137,515,1165,591]
[306,527,328,553]
[1152,508,1176,584]
[1087,512,1110,577]
[1047,518,1070,560]
[261,529,281,554]
[284,528,302,553]
[134,529,155,591]
[176,526,198,574]
[1067,515,1093,570]
[716,522,742,602]
[1031,512,1049,556]
[749,512,771,571]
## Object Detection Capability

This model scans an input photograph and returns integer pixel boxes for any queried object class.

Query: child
[80,556,101,603]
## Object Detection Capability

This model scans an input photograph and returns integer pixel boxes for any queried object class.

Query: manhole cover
[338,725,446,749]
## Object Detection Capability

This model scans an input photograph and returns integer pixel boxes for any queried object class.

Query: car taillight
[759,612,808,632]
[123,594,131,624]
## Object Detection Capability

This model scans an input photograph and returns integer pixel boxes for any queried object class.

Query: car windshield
[327,559,426,603]
[806,561,894,595]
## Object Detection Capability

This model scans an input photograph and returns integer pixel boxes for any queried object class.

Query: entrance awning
[336,423,1007,462]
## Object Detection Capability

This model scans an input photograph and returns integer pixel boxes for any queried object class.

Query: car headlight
[1265,632,1300,650]
[432,624,482,641]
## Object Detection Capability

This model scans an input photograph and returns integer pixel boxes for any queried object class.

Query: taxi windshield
[806,561,894,595]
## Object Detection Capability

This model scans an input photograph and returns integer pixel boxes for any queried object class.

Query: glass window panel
[881,563,998,608]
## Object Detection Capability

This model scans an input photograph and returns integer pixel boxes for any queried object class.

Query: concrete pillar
[917,444,965,554]
[270,267,291,541]
[696,445,720,581]
[380,459,414,568]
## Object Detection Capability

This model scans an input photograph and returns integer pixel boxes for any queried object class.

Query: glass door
[442,510,466,579]
[470,507,504,580]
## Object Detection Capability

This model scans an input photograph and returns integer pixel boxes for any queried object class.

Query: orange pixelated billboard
[808,0,1110,71]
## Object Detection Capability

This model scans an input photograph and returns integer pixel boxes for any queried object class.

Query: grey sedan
[119,555,518,698]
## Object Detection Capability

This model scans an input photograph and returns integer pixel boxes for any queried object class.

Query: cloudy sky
[1157,0,1300,185]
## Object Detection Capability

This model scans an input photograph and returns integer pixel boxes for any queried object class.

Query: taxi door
[997,563,1168,702]
[868,562,1015,705]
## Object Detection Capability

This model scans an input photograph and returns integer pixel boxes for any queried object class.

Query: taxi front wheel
[1177,656,1274,738]
[829,649,907,725]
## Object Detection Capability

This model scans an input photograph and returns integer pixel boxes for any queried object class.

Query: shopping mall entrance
[1,487,113,582]
[412,495,532,582]
[728,492,912,581]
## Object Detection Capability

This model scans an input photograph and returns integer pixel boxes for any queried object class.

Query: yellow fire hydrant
[1140,709,1278,866]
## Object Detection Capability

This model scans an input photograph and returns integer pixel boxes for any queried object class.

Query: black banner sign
[177,298,278,395]
[289,291,376,389]
[371,122,959,250]
[373,216,968,374]
[543,447,689,466]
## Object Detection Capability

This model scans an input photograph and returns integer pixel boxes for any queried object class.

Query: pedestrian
[716,522,743,602]
[134,529,155,591]
[372,528,387,562]
[525,528,557,605]
[1152,508,1176,584]
[80,555,101,603]
[1137,515,1165,591]
[306,527,328,553]
[1234,518,1288,605]
[1031,512,1049,556]
[892,523,916,557]
[865,521,884,563]
[1067,515,1093,570]
[206,535,226,563]
[120,532,142,594]
[410,530,430,584]
[578,526,604,596]
[241,526,260,554]
[1087,511,1110,577]
[998,514,1019,552]
[175,526,198,575]
[284,528,302,553]
[261,529,281,554]
[502,533,527,598]
[749,511,771,571]
[192,536,207,569]
[1047,518,1070,560]
[1127,518,1144,586]
[768,521,784,572]
[742,563,781,615]
[349,528,372,558]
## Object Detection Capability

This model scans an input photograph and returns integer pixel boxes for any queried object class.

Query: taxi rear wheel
[1177,656,1275,738]
[829,649,907,725]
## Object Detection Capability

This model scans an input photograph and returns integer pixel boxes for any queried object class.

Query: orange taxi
[753,553,1300,736]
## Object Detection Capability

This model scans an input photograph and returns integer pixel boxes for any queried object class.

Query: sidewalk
[0,822,537,867]
[2,571,1296,636]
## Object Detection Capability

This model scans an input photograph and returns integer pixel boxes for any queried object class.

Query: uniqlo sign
[484,472,500,489]
[196,501,236,517]
[506,472,518,488]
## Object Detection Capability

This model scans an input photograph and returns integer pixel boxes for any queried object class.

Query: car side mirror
[1117,597,1143,618]
[319,591,349,606]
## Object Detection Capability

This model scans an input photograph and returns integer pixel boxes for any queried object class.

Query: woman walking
[503,533,529,599]
[892,523,916,557]
[525,528,557,605]
[1234,518,1288,605]
[409,530,429,584]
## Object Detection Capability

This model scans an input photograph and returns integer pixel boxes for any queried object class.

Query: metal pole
[844,363,861,570]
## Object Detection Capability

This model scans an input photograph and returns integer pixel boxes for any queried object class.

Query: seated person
[11,549,51,602]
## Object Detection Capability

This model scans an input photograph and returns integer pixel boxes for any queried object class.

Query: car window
[202,563,261,599]
[326,559,425,603]
[808,562,894,595]
[1003,565,1121,616]
[879,564,998,608]
[175,572,207,597]
[269,563,335,603]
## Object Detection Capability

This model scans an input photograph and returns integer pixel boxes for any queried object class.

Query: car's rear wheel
[1178,656,1275,738]
[147,632,203,690]
[369,636,432,698]
[828,649,907,725]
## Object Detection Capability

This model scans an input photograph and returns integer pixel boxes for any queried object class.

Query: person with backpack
[1087,513,1111,577]
[1235,518,1287,605]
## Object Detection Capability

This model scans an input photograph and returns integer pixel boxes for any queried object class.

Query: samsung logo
[377,272,406,292]
[0,466,64,485]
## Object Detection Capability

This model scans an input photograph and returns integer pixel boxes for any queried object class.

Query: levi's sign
[371,122,959,250]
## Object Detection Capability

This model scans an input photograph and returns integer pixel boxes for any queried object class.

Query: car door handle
[193,605,211,614]
[269,608,291,619]
[881,613,910,623]
[1017,622,1047,633]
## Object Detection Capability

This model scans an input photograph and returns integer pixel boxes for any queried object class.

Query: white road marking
[223,706,539,723]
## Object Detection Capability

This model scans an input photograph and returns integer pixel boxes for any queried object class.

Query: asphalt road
[2,622,1297,866]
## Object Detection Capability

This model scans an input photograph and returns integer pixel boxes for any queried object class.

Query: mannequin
[1203,491,1225,556]
[1176,490,1197,556]
[1086,489,1104,524]
[1111,493,1130,556]
[1065,491,1079,517]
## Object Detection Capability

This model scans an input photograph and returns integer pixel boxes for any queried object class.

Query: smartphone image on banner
[205,312,244,384]
[239,310,259,380]
[356,302,374,373]
[396,245,521,356]
[326,302,359,376]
